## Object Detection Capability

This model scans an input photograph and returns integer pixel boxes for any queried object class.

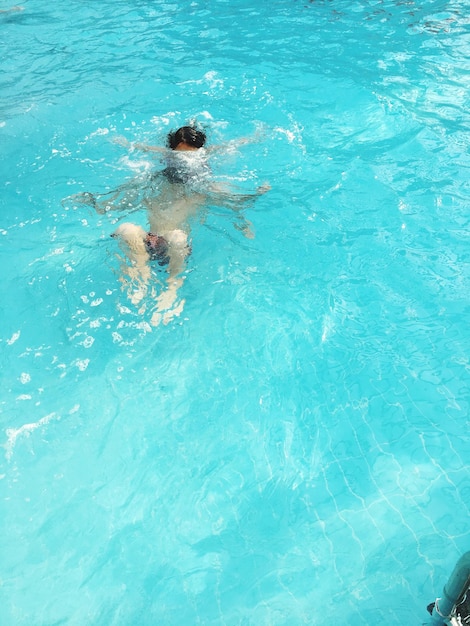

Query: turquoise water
[1,0,469,624]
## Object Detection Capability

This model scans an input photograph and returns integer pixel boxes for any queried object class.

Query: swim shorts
[144,233,170,266]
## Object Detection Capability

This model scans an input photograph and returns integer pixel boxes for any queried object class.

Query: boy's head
[167,126,206,150]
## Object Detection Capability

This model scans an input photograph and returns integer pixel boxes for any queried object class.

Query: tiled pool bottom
[1,1,469,624]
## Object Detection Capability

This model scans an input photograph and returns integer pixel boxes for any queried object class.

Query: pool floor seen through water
[1,1,469,624]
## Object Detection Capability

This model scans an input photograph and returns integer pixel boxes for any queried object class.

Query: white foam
[73,358,90,371]
[7,331,21,345]
[4,412,57,461]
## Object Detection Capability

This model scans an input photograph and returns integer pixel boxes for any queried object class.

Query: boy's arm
[113,136,166,154]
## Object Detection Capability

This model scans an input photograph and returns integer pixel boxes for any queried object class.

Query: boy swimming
[66,125,269,325]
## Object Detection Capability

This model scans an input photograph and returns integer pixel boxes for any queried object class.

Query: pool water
[1,1,469,624]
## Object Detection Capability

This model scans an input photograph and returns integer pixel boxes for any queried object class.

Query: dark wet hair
[167,126,206,150]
